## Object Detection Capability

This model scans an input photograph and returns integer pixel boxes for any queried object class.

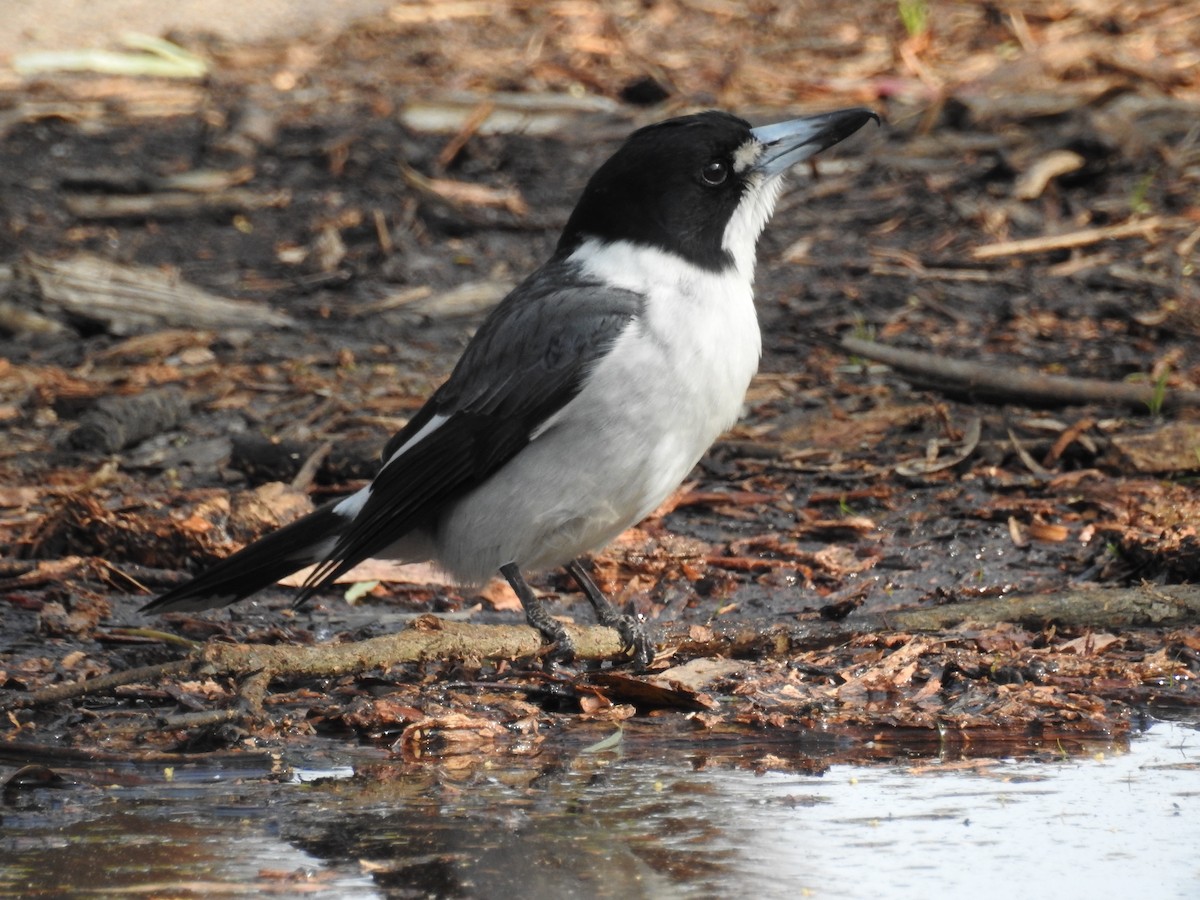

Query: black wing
[297,260,643,595]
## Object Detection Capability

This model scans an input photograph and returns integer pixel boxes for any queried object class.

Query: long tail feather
[141,500,345,613]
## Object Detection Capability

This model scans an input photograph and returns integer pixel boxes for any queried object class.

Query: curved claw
[564,559,655,667]
[613,614,655,668]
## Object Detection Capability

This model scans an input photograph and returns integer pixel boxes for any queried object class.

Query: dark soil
[1,2,1199,760]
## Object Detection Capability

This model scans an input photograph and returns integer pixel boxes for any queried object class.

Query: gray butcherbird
[143,107,879,666]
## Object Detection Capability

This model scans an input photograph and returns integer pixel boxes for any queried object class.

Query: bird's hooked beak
[750,108,880,178]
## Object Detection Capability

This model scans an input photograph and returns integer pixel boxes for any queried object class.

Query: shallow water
[2,723,1197,899]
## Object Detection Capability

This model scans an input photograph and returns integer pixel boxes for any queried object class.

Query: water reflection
[2,724,1197,899]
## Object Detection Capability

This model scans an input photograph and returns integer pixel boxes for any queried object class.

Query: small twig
[1006,425,1050,475]
[7,659,195,709]
[895,416,981,476]
[436,100,495,169]
[64,189,291,220]
[372,208,393,256]
[872,584,1200,632]
[157,708,242,731]
[838,335,1200,411]
[102,627,203,650]
[971,216,1178,260]
[1043,417,1096,467]
[290,440,333,491]
[237,670,272,717]
[352,285,434,317]
[399,163,528,215]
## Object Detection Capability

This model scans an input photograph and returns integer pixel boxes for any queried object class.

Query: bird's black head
[556,108,878,274]
[557,111,755,272]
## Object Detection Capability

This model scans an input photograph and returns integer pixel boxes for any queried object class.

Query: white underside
[430,238,762,583]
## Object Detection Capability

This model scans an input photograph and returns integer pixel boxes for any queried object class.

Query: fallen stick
[971,216,1179,260]
[12,659,194,708]
[839,335,1200,411]
[873,583,1200,632]
[64,188,291,220]
[13,252,294,334]
[7,584,1197,715]
[198,618,631,678]
[63,386,190,453]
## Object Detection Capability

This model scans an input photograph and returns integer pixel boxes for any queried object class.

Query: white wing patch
[334,412,451,521]
[333,486,371,519]
[382,413,450,469]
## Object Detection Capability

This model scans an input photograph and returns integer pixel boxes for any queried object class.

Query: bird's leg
[565,559,654,667]
[500,562,575,664]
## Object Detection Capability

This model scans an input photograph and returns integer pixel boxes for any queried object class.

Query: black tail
[141,500,346,613]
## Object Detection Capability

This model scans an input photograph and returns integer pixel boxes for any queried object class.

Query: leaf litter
[0,0,1198,770]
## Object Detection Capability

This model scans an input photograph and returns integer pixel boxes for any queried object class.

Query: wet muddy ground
[1,1,1199,894]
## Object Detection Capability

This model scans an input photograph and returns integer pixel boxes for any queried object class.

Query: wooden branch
[839,335,1200,411]
[64,188,290,220]
[669,585,1200,657]
[63,386,190,453]
[871,583,1200,632]
[12,253,294,335]
[8,586,1196,714]
[198,618,631,677]
[7,659,194,709]
[971,216,1180,260]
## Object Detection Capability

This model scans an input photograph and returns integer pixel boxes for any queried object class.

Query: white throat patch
[722,171,785,278]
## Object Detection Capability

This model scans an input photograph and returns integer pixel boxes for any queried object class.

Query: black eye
[701,160,728,186]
